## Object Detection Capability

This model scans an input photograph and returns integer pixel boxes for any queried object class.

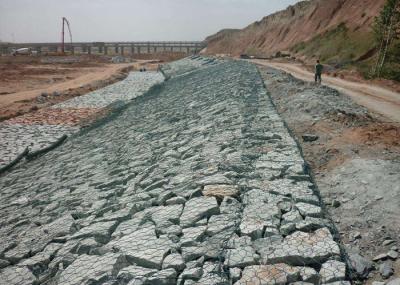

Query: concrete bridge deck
[0,41,206,55]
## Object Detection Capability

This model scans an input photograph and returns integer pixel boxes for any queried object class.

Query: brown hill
[205,0,386,63]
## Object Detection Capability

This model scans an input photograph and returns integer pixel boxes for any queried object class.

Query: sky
[0,0,300,43]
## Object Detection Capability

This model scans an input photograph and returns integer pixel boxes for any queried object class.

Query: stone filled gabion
[0,57,347,285]
[0,72,164,168]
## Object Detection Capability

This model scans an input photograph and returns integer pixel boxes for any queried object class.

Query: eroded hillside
[206,0,385,63]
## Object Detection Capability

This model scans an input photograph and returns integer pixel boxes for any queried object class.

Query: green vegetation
[371,0,400,79]
[290,23,375,66]
[290,3,400,82]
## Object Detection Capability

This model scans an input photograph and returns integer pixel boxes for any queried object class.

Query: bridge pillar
[115,45,119,54]
[88,46,91,55]
[147,43,150,54]
[187,47,190,54]
[131,45,134,55]
[104,46,108,55]
[120,46,124,55]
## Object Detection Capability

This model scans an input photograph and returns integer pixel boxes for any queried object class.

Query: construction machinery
[61,17,72,54]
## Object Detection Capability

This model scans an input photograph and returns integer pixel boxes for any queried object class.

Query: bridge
[0,41,206,55]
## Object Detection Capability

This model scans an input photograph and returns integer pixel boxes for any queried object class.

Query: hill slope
[205,0,385,64]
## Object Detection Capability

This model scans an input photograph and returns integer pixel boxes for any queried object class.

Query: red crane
[61,17,73,54]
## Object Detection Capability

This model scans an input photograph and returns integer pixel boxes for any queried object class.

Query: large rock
[236,263,300,285]
[152,204,183,227]
[224,246,260,268]
[162,253,186,271]
[57,253,128,285]
[202,185,239,198]
[206,214,238,235]
[117,265,157,283]
[181,226,207,246]
[258,228,340,265]
[180,197,219,227]
[4,214,76,263]
[107,226,173,269]
[348,253,373,279]
[146,268,177,285]
[0,266,37,285]
[319,260,346,283]
[71,220,118,243]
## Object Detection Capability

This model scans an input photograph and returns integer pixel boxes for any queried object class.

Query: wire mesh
[0,57,349,285]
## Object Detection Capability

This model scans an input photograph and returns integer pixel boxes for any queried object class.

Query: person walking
[315,60,323,84]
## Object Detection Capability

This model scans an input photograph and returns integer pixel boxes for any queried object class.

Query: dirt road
[252,60,400,123]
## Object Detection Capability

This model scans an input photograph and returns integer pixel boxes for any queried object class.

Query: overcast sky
[0,0,299,43]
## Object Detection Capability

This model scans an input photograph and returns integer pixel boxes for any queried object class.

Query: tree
[372,0,400,77]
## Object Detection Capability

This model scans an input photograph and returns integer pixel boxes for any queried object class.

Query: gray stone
[230,267,242,283]
[224,246,259,268]
[179,267,203,282]
[220,197,241,215]
[372,282,385,285]
[0,259,10,269]
[146,268,177,285]
[282,210,303,225]
[240,196,281,239]
[206,214,238,235]
[107,226,173,269]
[296,202,323,218]
[181,226,207,246]
[296,217,330,232]
[379,262,394,279]
[298,266,320,283]
[197,174,232,185]
[258,228,340,265]
[319,260,346,283]
[227,234,253,249]
[117,265,157,283]
[180,197,219,227]
[152,204,183,227]
[71,220,118,243]
[165,196,186,206]
[323,282,351,285]
[373,253,388,261]
[348,253,373,279]
[383,239,395,246]
[163,253,186,271]
[182,246,206,262]
[57,253,128,285]
[236,264,300,285]
[302,134,319,142]
[387,278,400,285]
[387,250,398,259]
[0,265,36,285]
[158,224,182,236]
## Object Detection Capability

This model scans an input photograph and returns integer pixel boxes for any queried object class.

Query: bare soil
[252,59,400,123]
[0,54,168,122]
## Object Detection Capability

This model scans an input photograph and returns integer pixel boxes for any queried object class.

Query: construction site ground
[0,55,399,284]
[0,54,181,122]
[258,65,400,284]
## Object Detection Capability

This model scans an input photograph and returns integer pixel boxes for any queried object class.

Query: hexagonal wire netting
[0,57,350,285]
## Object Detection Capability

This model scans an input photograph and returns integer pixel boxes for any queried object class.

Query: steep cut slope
[206,0,385,62]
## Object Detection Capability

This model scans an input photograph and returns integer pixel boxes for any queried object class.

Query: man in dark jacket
[315,60,323,84]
